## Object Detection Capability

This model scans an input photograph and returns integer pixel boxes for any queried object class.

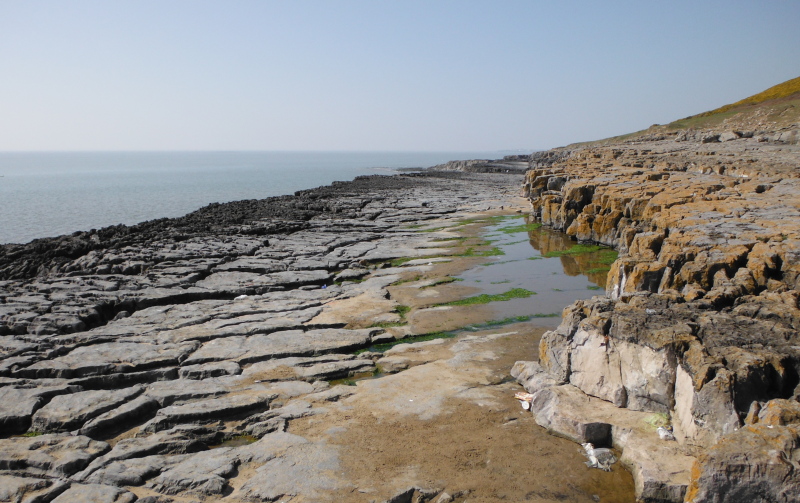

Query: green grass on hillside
[694,76,800,118]
[572,75,800,146]
[667,75,800,129]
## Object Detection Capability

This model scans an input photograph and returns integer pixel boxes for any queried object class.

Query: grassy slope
[667,75,800,130]
[569,75,800,147]
[691,76,800,118]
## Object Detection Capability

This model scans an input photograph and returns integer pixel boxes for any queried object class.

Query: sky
[1,1,799,152]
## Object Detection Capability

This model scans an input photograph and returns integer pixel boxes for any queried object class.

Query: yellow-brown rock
[517,126,800,502]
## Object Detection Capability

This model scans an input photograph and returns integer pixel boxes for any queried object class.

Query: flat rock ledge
[0,172,526,502]
[514,131,800,502]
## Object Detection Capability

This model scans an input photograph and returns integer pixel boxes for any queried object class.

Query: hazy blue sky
[1,1,798,152]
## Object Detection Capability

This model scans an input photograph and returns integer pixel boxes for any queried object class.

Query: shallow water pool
[457,215,616,324]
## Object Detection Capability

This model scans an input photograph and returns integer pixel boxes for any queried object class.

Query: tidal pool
[458,215,617,323]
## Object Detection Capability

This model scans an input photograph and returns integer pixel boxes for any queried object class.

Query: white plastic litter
[514,392,535,411]
[234,295,248,300]
[657,426,676,441]
[581,443,617,471]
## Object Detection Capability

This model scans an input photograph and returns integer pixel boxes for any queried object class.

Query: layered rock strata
[0,172,525,502]
[515,130,800,502]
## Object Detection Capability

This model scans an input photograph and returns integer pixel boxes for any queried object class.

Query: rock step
[142,393,277,433]
[513,361,695,503]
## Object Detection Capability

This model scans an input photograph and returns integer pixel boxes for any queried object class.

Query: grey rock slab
[528,384,613,445]
[0,376,30,386]
[119,286,220,312]
[82,303,215,338]
[78,454,188,486]
[333,267,369,279]
[291,257,342,270]
[133,497,174,503]
[375,356,410,374]
[9,478,70,503]
[511,360,562,393]
[183,328,378,366]
[211,257,286,273]
[194,270,331,294]
[30,386,144,433]
[248,287,341,306]
[0,387,47,434]
[144,378,229,407]
[141,392,275,433]
[147,447,238,496]
[244,417,286,437]
[155,306,322,344]
[0,434,110,478]
[0,475,55,503]
[242,400,326,438]
[244,380,318,400]
[67,368,179,391]
[242,354,375,382]
[237,432,345,502]
[51,483,137,503]
[79,395,161,438]
[243,400,315,424]
[0,336,39,359]
[286,357,375,381]
[74,425,221,480]
[304,385,357,403]
[614,429,692,503]
[178,361,241,380]
[0,356,39,377]
[327,241,378,261]
[15,342,199,379]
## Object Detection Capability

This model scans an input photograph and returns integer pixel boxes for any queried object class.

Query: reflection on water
[525,222,615,287]
[458,215,616,323]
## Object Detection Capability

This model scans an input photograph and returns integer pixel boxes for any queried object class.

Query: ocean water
[0,151,502,244]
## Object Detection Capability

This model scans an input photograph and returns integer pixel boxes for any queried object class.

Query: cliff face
[515,131,800,502]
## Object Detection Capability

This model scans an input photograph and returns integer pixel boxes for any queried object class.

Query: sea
[0,151,510,245]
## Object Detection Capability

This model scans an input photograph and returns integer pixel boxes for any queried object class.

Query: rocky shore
[512,124,800,502]
[2,85,799,501]
[6,171,626,502]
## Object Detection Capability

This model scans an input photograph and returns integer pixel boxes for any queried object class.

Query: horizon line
[0,148,543,154]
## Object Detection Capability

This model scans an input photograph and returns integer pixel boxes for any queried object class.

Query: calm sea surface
[0,151,503,244]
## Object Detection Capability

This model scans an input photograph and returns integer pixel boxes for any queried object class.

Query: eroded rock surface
[514,128,800,502]
[0,172,529,502]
